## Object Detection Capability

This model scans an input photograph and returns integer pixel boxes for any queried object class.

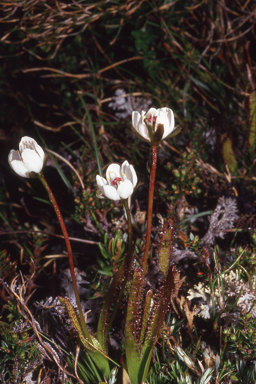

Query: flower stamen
[145,114,157,125]
[111,177,122,186]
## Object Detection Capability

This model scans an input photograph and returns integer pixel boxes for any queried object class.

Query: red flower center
[111,177,122,186]
[146,115,157,123]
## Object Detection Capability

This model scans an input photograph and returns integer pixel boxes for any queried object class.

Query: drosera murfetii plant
[2,3,256,380]
[4,97,256,383]
[6,106,185,383]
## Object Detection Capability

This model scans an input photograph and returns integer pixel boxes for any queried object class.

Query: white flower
[96,160,137,201]
[132,107,179,144]
[8,136,45,178]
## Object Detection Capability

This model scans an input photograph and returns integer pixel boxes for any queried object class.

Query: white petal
[131,110,150,141]
[106,163,121,184]
[146,108,157,117]
[158,107,169,114]
[19,136,33,152]
[121,161,137,188]
[8,149,21,163]
[138,121,150,141]
[10,161,31,178]
[161,108,175,139]
[156,110,169,128]
[132,111,141,131]
[19,136,45,160]
[117,179,133,199]
[22,149,44,173]
[8,150,30,178]
[129,165,138,188]
[34,142,45,160]
[102,185,121,201]
[96,175,107,194]
[121,160,129,178]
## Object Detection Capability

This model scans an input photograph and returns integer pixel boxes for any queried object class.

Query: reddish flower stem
[141,145,158,276]
[38,173,91,341]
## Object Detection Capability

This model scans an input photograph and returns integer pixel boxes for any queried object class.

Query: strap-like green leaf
[158,219,174,277]
[59,297,112,379]
[249,91,256,149]
[58,297,93,349]
[125,269,142,383]
[97,256,127,350]
[140,289,153,344]
[221,134,238,174]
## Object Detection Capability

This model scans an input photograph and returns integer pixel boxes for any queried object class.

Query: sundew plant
[6,108,182,384]
[1,1,256,384]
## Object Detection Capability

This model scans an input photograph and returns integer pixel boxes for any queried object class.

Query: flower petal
[145,108,157,117]
[157,110,169,127]
[132,111,141,131]
[131,123,150,143]
[117,179,133,199]
[161,108,175,139]
[121,160,129,178]
[35,142,45,160]
[8,149,21,163]
[8,150,31,178]
[131,110,151,141]
[132,107,177,144]
[106,163,121,184]
[19,136,44,160]
[121,161,137,188]
[22,149,44,173]
[137,121,150,141]
[96,175,107,194]
[102,185,121,201]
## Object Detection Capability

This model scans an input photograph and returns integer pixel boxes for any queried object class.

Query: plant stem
[123,199,133,271]
[38,173,91,342]
[97,198,134,349]
[141,145,158,277]
[107,200,134,327]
